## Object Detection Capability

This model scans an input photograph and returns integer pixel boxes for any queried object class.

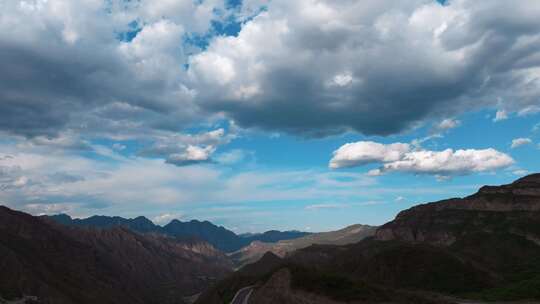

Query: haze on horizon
[1,0,540,233]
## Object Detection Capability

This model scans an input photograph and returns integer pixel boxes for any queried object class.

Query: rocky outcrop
[375,174,540,244]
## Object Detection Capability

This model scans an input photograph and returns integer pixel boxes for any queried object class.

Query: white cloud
[139,128,234,166]
[24,203,75,215]
[410,118,460,148]
[329,141,410,169]
[435,118,461,132]
[493,110,509,122]
[330,72,354,87]
[518,105,540,117]
[166,145,216,166]
[379,148,514,176]
[330,141,514,178]
[215,149,252,165]
[513,169,529,176]
[511,138,533,149]
[12,176,29,187]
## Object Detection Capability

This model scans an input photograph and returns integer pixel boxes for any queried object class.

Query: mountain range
[45,214,310,253]
[0,206,233,304]
[196,173,540,303]
[4,173,540,303]
[0,207,376,304]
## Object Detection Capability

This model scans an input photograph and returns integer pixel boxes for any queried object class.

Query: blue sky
[144,108,540,232]
[1,0,539,233]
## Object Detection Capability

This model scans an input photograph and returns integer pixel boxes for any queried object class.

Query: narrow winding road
[230,286,254,304]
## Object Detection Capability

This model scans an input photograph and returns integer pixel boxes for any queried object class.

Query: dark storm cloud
[0,0,206,139]
[207,60,478,137]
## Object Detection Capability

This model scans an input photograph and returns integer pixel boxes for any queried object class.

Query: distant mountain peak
[45,213,311,253]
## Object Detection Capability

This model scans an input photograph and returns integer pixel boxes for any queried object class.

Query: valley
[3,174,540,303]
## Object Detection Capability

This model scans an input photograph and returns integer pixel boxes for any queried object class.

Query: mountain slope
[0,206,233,304]
[229,224,376,268]
[46,214,309,252]
[241,230,310,243]
[197,174,540,303]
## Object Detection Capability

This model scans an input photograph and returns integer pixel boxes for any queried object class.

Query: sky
[1,0,540,233]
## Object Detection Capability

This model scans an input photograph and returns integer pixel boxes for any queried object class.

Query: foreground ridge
[0,206,233,304]
[197,174,540,304]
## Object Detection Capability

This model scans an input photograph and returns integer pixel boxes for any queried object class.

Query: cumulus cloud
[378,149,514,176]
[329,141,410,169]
[0,0,539,142]
[435,119,461,132]
[493,110,509,122]
[511,137,533,148]
[190,0,540,136]
[166,145,216,166]
[0,0,222,140]
[138,128,235,166]
[330,141,514,178]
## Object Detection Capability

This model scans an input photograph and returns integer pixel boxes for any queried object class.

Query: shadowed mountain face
[0,206,233,304]
[197,174,540,304]
[45,215,310,253]
[240,230,310,244]
[375,173,540,244]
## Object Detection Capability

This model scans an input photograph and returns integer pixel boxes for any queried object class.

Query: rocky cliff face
[375,174,540,245]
